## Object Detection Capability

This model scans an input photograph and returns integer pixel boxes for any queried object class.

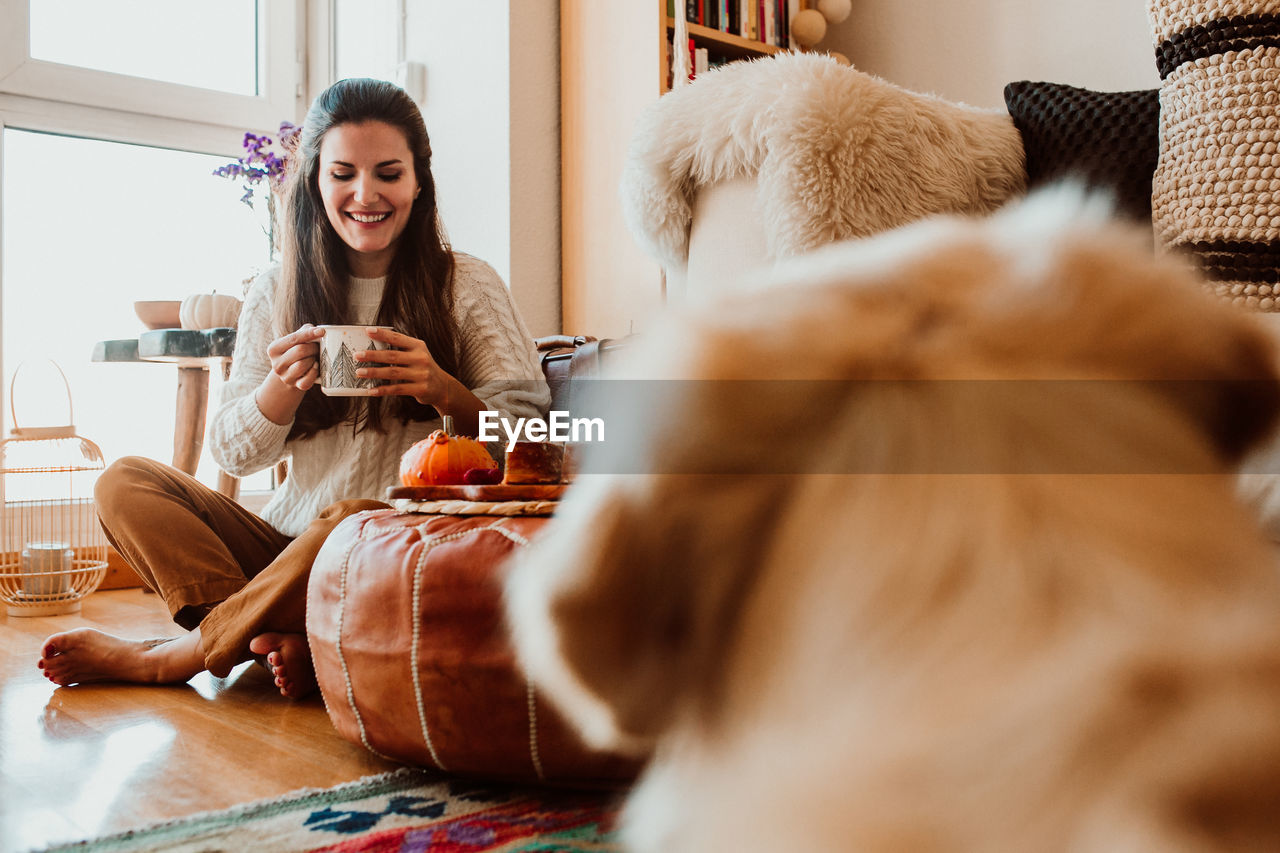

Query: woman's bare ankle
[37,628,205,686]
[143,634,206,684]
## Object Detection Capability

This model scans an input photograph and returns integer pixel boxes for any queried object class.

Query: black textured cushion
[1003,81,1159,224]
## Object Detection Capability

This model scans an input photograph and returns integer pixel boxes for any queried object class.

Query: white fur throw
[621,53,1027,269]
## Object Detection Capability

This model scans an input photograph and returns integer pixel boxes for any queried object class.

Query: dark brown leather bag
[535,334,629,413]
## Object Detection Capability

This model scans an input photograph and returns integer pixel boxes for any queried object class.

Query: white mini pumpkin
[179,292,242,330]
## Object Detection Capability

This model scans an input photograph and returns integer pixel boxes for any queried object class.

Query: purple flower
[214,120,302,204]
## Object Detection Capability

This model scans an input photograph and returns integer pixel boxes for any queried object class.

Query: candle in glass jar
[21,541,73,596]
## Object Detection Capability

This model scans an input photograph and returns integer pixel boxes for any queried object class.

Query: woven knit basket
[1149,0,1280,309]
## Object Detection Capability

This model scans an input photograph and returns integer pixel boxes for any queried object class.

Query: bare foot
[37,628,204,686]
[249,632,316,699]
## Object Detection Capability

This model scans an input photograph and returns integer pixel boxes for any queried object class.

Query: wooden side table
[92,328,240,499]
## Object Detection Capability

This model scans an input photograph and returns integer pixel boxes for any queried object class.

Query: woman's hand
[357,328,453,407]
[267,324,325,391]
[358,327,487,435]
[254,324,323,426]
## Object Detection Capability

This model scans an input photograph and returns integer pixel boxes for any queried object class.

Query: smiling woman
[34,79,550,713]
[317,121,421,278]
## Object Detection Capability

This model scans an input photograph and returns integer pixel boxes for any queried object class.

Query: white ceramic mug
[317,325,395,396]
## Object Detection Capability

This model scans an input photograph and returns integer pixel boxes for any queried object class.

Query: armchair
[620,52,1027,303]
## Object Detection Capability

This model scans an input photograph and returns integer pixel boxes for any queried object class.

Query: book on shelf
[670,0,804,53]
[667,36,696,87]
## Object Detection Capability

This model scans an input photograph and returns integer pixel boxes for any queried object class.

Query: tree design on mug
[358,339,389,389]
[318,342,330,387]
[331,342,359,388]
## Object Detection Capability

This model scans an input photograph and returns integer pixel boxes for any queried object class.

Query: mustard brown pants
[95,456,389,676]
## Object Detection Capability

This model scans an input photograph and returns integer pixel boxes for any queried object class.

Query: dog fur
[506,192,1280,851]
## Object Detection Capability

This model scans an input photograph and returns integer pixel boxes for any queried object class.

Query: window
[0,0,298,129]
[29,0,259,95]
[0,0,309,495]
[1,129,275,489]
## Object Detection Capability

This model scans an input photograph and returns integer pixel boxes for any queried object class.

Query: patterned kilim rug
[40,768,622,852]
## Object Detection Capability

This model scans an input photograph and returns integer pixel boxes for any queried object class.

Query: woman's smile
[318,120,420,277]
[347,210,391,224]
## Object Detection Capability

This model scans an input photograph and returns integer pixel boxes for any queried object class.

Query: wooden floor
[0,588,399,852]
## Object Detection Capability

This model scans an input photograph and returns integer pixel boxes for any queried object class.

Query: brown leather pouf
[307,508,641,785]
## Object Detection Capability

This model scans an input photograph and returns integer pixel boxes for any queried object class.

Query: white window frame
[0,0,329,505]
[0,0,304,134]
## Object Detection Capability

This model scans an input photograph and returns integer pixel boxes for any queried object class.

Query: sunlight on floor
[64,720,176,836]
[2,680,175,847]
[0,591,399,852]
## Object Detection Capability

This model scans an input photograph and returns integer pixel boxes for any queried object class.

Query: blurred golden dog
[506,192,1280,851]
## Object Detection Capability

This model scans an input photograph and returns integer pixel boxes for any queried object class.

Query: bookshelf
[559,2,800,338]
[669,18,784,59]
[662,6,793,93]
[683,20,785,56]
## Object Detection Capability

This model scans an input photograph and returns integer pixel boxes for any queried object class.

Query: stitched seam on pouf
[486,517,533,547]
[410,535,450,770]
[335,520,397,763]
[407,524,535,772]
[473,520,539,776]
[526,680,546,781]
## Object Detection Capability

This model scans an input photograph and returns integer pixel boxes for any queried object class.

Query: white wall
[404,0,560,337]
[824,0,1160,108]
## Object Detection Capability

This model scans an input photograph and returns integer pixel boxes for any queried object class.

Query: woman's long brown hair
[276,78,459,440]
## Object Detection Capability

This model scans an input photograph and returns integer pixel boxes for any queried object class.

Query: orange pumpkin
[399,429,497,486]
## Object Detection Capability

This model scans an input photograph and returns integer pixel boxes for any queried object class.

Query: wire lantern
[0,362,108,616]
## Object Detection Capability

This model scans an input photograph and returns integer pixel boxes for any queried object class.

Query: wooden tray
[386,484,567,502]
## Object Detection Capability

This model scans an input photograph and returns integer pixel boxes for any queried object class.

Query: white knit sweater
[208,253,550,536]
